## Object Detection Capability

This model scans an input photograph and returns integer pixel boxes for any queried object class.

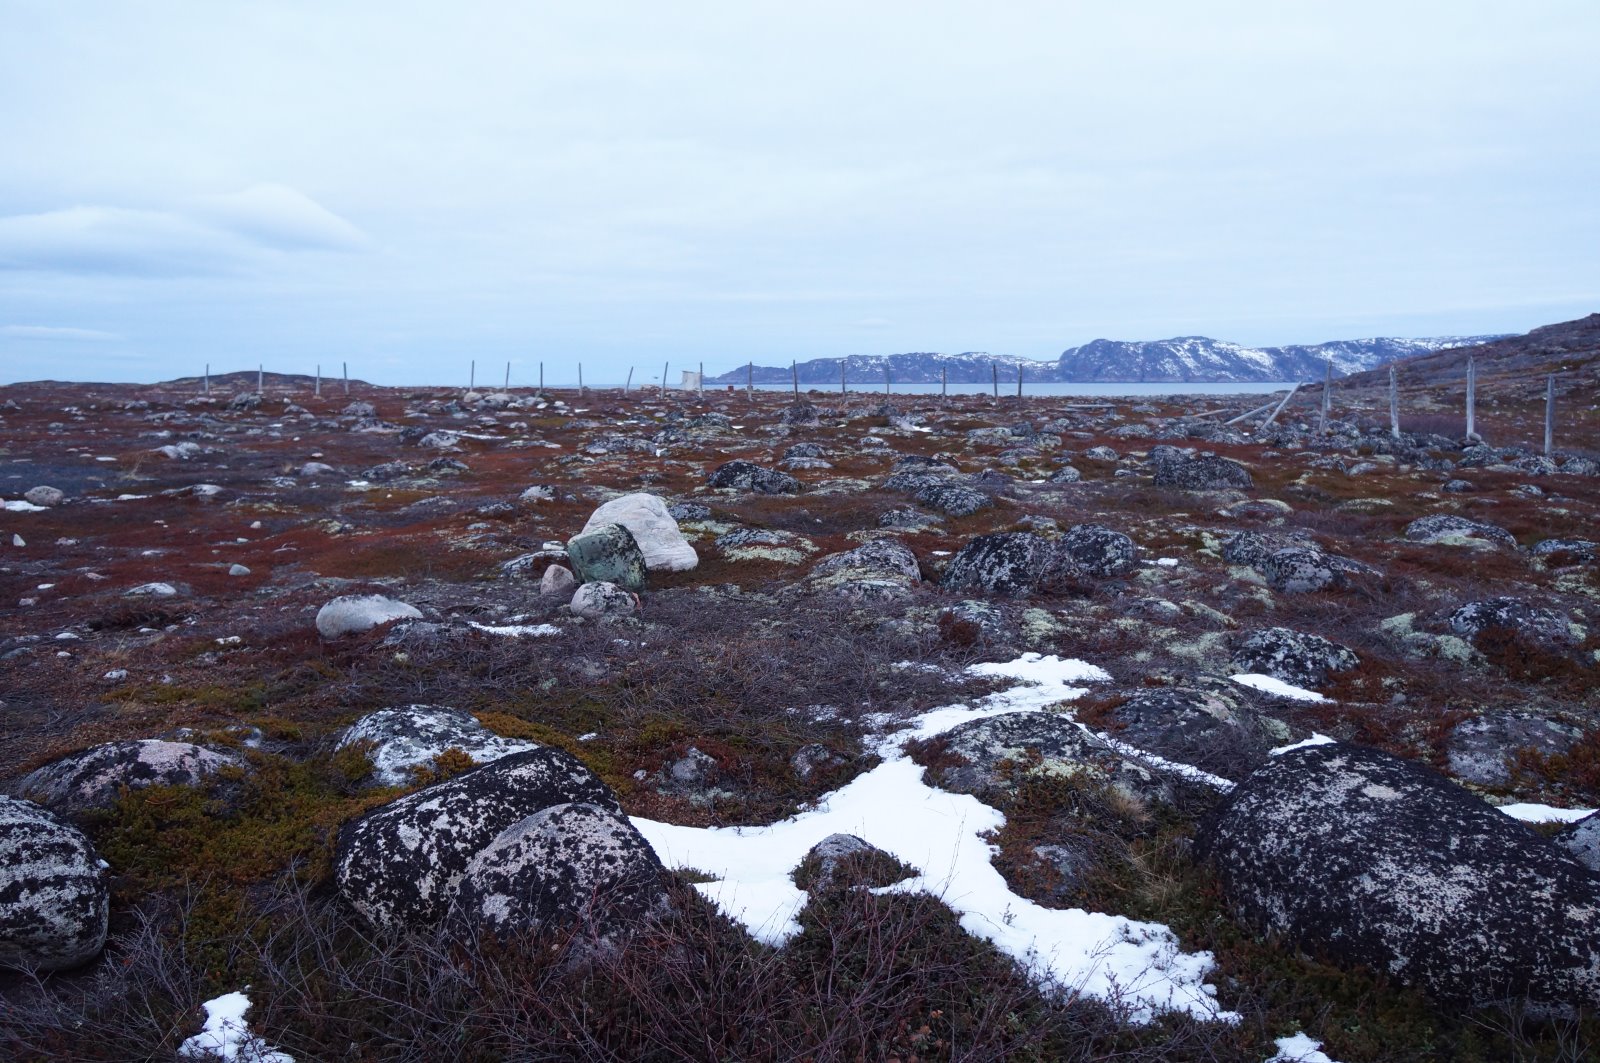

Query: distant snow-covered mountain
[704,333,1508,386]
[1055,335,1505,382]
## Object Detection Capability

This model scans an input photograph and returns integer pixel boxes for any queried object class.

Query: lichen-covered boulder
[23,485,65,507]
[1260,547,1346,593]
[0,795,109,971]
[1404,514,1517,549]
[570,581,639,621]
[1059,523,1138,578]
[806,539,921,601]
[540,564,577,596]
[334,706,538,788]
[707,460,800,494]
[1448,597,1580,648]
[914,481,993,517]
[316,594,423,639]
[1532,539,1599,565]
[579,493,698,573]
[1446,713,1581,788]
[793,834,913,894]
[1232,628,1360,689]
[566,523,647,592]
[930,712,1170,804]
[1154,456,1253,490]
[940,533,1053,596]
[1048,465,1082,484]
[335,749,624,931]
[1197,742,1600,1011]
[1105,686,1267,780]
[451,802,669,943]
[17,740,242,816]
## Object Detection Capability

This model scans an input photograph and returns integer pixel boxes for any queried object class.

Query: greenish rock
[566,522,647,592]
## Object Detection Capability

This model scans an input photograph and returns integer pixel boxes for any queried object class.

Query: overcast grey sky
[2,2,1597,384]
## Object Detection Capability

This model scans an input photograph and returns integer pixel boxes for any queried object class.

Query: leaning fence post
[1545,373,1555,456]
[1260,382,1301,428]
[1388,366,1400,439]
[1466,355,1477,441]
[624,367,633,395]
[662,361,670,396]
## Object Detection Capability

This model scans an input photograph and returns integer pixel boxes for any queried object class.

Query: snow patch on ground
[1268,1031,1339,1062]
[1497,802,1597,824]
[468,621,561,637]
[633,654,1235,1025]
[3,500,47,512]
[1231,673,1329,702]
[178,989,295,1062]
[1270,734,1337,756]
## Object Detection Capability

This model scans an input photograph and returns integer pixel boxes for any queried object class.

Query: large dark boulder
[707,460,800,494]
[940,533,1053,596]
[1445,713,1581,788]
[451,802,669,945]
[1448,597,1580,648]
[16,739,242,816]
[1232,627,1359,689]
[334,705,537,789]
[335,749,623,931]
[0,795,109,970]
[930,712,1170,805]
[1058,522,1137,578]
[1105,686,1269,780]
[1153,456,1254,490]
[1197,742,1600,1011]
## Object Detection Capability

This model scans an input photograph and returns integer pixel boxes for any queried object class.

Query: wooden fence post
[1017,365,1023,400]
[204,363,210,396]
[662,361,670,396]
[991,362,998,400]
[1389,366,1400,439]
[624,367,633,395]
[257,365,263,395]
[504,362,510,390]
[1545,373,1555,456]
[941,366,947,399]
[315,364,321,398]
[1260,382,1301,428]
[342,362,348,396]
[792,360,798,398]
[1319,359,1330,434]
[840,361,846,395]
[1466,355,1477,441]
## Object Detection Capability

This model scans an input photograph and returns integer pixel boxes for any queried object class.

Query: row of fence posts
[1294,353,1560,455]
[207,355,1565,456]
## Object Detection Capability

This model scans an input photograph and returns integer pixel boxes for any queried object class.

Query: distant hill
[707,333,1505,386]
[1340,313,1600,387]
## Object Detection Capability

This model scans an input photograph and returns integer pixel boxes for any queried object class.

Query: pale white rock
[24,485,64,507]
[228,564,251,577]
[540,563,577,596]
[579,493,698,572]
[315,594,422,638]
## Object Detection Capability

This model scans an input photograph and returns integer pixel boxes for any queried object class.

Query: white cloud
[0,325,122,341]
[196,183,368,251]
[0,187,366,275]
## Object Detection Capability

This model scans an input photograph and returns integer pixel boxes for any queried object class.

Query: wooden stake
[539,362,544,394]
[1388,366,1400,439]
[840,361,846,395]
[624,367,633,394]
[991,362,998,400]
[1223,398,1280,426]
[1545,373,1555,456]
[469,359,475,393]
[504,362,510,390]
[698,362,704,396]
[1319,359,1331,434]
[578,363,583,394]
[1466,355,1477,441]
[747,361,754,401]
[342,361,348,396]
[257,365,263,394]
[663,361,670,395]
[315,364,321,398]
[1017,365,1023,400]
[792,360,798,398]
[884,366,890,396]
[941,366,947,399]
[204,363,210,395]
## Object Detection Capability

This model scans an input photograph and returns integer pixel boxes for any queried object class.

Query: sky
[2,2,1597,385]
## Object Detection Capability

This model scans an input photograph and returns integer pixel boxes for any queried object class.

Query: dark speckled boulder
[1153,456,1253,490]
[1232,627,1359,689]
[17,739,242,816]
[452,802,669,944]
[1058,522,1138,577]
[1197,742,1600,1012]
[707,460,800,495]
[940,533,1053,596]
[335,748,623,932]
[0,795,109,970]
